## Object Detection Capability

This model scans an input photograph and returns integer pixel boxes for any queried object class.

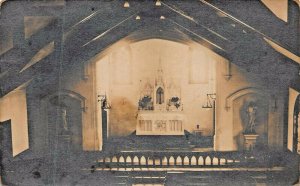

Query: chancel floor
[104,131,214,152]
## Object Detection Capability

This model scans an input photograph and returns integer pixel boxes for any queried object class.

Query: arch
[288,88,300,152]
[43,89,86,112]
[133,156,139,165]
[126,156,132,164]
[104,157,111,162]
[293,95,300,152]
[220,158,226,165]
[198,156,204,165]
[176,156,182,165]
[162,156,168,166]
[140,156,146,165]
[156,87,164,104]
[148,157,154,165]
[127,37,191,47]
[154,157,161,165]
[41,89,86,151]
[169,156,175,165]
[119,156,125,163]
[191,156,197,165]
[212,157,219,165]
[183,156,190,165]
[112,156,118,162]
[205,156,212,165]
[225,87,267,111]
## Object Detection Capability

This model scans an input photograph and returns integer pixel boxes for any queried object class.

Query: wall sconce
[123,1,130,8]
[271,96,278,112]
[98,94,111,110]
[225,105,230,111]
[224,62,232,81]
[202,93,217,138]
[202,93,216,109]
[82,62,89,81]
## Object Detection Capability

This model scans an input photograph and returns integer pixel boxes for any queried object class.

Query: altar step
[104,131,213,152]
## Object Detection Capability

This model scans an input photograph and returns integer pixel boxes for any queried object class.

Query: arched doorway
[293,95,300,152]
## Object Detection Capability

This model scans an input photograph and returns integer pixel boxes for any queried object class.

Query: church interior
[0,0,300,185]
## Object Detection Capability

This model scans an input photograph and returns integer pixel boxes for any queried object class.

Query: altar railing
[93,150,298,173]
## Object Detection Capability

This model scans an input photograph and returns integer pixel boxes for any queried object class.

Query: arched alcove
[288,88,300,152]
[42,90,85,151]
[293,95,300,152]
[226,87,269,151]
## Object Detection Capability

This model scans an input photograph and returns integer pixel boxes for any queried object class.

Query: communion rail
[93,150,298,170]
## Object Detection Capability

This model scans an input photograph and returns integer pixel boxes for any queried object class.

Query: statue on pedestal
[50,96,70,134]
[243,101,259,151]
[245,102,257,134]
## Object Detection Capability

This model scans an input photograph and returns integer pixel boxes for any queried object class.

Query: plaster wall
[61,62,101,151]
[215,60,284,151]
[0,89,29,156]
[95,39,218,137]
[56,38,286,152]
[215,60,264,151]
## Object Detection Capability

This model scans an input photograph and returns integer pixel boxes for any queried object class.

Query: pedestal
[243,134,259,151]
[57,134,72,171]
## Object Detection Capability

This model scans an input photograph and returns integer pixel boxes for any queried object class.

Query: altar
[136,61,184,135]
[136,111,184,135]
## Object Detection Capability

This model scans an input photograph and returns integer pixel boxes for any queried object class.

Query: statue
[60,106,69,132]
[49,96,70,134]
[245,102,257,134]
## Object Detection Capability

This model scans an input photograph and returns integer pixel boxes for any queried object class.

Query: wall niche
[233,93,269,151]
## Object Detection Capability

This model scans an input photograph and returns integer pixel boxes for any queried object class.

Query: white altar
[136,111,184,135]
[136,61,184,135]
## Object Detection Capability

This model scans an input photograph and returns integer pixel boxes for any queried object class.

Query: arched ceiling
[0,0,299,96]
